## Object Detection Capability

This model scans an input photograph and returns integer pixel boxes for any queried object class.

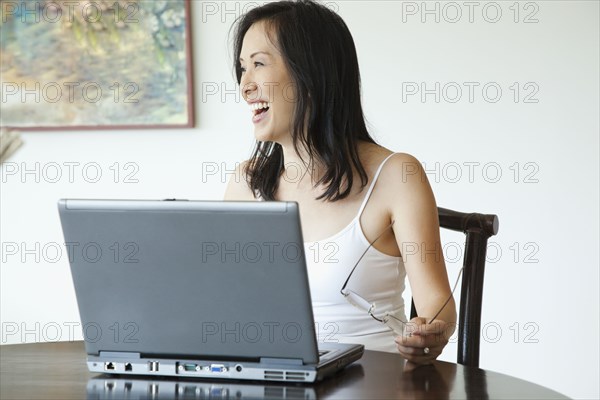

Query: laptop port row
[176,363,233,373]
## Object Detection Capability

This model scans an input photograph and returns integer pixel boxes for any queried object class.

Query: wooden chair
[410,207,500,368]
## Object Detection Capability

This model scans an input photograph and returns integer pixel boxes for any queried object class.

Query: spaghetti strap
[355,153,398,219]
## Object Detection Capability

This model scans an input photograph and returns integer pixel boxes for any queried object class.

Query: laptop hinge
[259,357,304,366]
[99,351,141,359]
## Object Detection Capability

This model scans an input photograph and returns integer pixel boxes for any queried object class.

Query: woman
[224,0,456,365]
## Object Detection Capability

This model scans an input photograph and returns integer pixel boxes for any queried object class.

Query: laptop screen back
[58,199,319,365]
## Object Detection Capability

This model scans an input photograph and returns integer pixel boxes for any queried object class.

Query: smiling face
[239,21,298,144]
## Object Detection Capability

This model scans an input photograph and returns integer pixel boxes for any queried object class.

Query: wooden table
[0,341,568,399]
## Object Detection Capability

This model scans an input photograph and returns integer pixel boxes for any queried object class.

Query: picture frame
[0,0,195,130]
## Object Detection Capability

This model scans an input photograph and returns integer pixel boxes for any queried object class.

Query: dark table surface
[0,341,568,399]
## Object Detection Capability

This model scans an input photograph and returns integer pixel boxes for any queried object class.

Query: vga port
[210,364,227,373]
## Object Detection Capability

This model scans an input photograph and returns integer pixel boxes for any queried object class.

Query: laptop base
[88,343,363,383]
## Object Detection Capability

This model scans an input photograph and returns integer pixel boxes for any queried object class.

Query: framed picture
[0,0,194,130]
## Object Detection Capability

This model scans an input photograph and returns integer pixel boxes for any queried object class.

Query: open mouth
[251,102,270,123]
[251,101,270,114]
[254,106,269,116]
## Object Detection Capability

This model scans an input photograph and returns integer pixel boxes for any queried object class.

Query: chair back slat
[410,207,499,368]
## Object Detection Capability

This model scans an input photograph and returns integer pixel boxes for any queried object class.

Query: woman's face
[239,21,297,144]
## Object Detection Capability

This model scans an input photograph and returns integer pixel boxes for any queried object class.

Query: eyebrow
[239,51,272,62]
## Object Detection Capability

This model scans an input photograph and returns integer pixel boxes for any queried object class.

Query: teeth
[249,102,270,112]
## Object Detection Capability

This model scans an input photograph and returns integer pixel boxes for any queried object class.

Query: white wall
[1,1,598,398]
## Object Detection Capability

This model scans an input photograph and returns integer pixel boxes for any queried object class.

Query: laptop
[58,199,364,382]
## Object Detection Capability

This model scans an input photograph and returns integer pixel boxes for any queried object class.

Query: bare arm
[384,153,456,363]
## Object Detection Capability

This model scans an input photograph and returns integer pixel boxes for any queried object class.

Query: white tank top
[260,153,406,353]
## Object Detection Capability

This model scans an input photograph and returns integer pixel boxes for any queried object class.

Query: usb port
[210,364,227,373]
[148,361,159,372]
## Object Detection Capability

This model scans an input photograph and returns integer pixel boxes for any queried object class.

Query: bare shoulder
[368,148,437,215]
[223,159,257,201]
[359,143,423,186]
[381,151,426,187]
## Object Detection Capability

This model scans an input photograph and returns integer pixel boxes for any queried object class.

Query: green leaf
[73,19,84,45]
[87,28,98,50]
[155,45,165,65]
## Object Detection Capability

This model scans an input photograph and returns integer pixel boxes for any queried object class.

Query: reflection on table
[0,341,569,400]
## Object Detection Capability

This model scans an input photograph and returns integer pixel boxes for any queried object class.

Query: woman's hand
[394,317,453,365]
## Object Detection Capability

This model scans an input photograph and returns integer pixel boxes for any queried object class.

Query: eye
[239,61,262,74]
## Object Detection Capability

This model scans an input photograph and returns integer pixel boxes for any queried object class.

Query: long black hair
[231,0,378,201]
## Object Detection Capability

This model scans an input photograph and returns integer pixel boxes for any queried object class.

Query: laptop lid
[58,199,319,365]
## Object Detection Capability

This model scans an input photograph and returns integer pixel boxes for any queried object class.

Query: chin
[253,126,280,143]
[253,129,275,143]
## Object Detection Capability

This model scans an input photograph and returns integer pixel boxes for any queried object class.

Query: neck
[279,140,326,189]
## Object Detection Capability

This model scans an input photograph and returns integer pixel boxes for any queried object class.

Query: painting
[0,0,194,130]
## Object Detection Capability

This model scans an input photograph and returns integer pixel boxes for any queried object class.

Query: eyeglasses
[340,220,463,336]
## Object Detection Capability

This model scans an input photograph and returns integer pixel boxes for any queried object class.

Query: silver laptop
[58,199,363,383]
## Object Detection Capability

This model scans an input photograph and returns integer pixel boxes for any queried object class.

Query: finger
[395,332,446,347]
[396,343,443,356]
[395,334,426,347]
[396,344,442,356]
[402,317,428,336]
[397,335,447,350]
[396,347,437,365]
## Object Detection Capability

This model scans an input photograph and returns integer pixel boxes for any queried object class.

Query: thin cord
[340,220,395,293]
[340,218,462,326]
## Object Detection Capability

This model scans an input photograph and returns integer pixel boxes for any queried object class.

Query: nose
[241,80,258,102]
[240,71,258,102]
